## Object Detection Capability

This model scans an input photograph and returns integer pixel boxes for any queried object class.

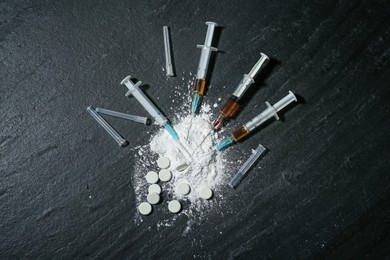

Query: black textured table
[1,0,390,259]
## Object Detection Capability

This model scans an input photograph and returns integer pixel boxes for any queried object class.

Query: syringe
[216,91,297,151]
[192,21,218,114]
[213,53,269,130]
[121,75,179,141]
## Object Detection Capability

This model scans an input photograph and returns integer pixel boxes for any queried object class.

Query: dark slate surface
[1,0,390,259]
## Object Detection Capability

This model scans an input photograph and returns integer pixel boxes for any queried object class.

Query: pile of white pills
[138,156,213,216]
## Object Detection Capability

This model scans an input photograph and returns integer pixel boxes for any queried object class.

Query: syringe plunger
[245,91,297,131]
[247,53,269,79]
[231,53,270,100]
[203,22,217,47]
[196,21,218,79]
[273,91,297,112]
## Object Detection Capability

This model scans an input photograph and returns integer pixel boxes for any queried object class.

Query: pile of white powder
[150,108,224,197]
[131,74,231,228]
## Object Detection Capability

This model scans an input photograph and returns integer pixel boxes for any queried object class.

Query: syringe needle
[175,139,194,161]
[185,115,193,141]
[191,128,213,155]
[187,148,216,168]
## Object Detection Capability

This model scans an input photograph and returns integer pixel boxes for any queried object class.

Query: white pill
[177,182,191,195]
[159,169,172,182]
[168,200,181,213]
[147,192,160,205]
[199,186,213,200]
[138,202,152,215]
[157,156,170,169]
[148,184,161,194]
[145,171,159,184]
[176,162,188,172]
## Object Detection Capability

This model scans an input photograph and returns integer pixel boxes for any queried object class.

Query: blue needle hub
[164,123,179,141]
[216,137,234,151]
[191,94,201,114]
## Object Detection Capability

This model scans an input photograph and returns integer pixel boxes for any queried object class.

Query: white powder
[150,107,224,200]
[131,75,230,229]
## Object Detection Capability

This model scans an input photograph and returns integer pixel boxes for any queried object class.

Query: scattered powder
[150,109,224,201]
[131,74,232,230]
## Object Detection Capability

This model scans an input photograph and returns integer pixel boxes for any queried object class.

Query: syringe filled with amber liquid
[191,21,218,114]
[216,91,297,151]
[213,53,269,130]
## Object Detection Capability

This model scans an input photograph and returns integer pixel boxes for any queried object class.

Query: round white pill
[176,163,188,172]
[168,200,181,213]
[177,182,191,195]
[138,202,152,215]
[159,169,172,182]
[147,192,160,205]
[148,184,161,194]
[145,171,159,184]
[199,186,213,200]
[157,156,170,169]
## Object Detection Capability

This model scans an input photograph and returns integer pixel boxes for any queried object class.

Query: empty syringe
[192,21,218,114]
[121,75,179,140]
[216,91,297,151]
[213,53,269,130]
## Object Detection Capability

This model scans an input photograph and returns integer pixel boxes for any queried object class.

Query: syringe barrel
[232,53,269,100]
[196,46,212,79]
[248,53,269,79]
[196,22,218,79]
[273,91,297,112]
[244,106,276,131]
[124,81,168,126]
